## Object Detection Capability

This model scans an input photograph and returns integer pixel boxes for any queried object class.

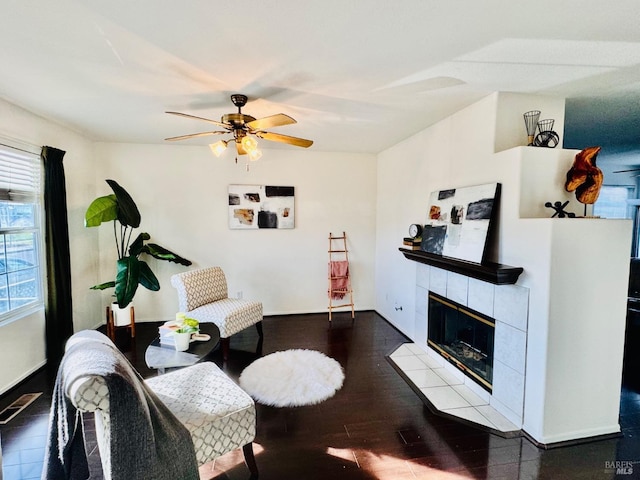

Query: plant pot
[111,302,134,327]
[174,332,191,352]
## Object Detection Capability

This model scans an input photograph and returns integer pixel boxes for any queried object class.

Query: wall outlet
[237,291,243,299]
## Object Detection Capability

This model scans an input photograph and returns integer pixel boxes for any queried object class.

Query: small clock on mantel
[408,223,423,239]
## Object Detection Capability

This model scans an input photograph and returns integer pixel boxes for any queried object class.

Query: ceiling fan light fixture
[209,140,228,157]
[241,135,259,153]
[248,148,263,162]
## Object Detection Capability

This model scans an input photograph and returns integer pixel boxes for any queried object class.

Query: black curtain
[42,146,73,370]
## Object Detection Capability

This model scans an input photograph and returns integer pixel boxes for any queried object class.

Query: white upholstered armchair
[43,330,258,480]
[171,266,264,360]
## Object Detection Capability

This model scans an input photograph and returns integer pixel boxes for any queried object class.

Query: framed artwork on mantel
[421,182,501,264]
[228,184,295,229]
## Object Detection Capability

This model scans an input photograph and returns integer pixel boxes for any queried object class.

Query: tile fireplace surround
[392,263,530,432]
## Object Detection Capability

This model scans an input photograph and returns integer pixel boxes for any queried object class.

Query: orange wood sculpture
[564,146,603,204]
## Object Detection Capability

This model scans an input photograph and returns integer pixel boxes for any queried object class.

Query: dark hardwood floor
[1,311,640,479]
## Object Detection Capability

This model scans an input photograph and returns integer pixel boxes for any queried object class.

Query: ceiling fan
[165,94,313,161]
[613,167,640,174]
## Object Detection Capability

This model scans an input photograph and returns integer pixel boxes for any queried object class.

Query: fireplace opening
[427,292,494,392]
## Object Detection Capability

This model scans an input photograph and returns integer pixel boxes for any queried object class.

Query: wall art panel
[421,183,501,264]
[228,184,295,229]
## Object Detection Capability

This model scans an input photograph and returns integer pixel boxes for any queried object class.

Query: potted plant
[172,314,200,351]
[85,179,192,309]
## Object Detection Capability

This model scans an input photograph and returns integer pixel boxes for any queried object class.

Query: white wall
[375,91,573,336]
[92,143,377,321]
[376,93,500,335]
[0,98,98,393]
[494,92,565,153]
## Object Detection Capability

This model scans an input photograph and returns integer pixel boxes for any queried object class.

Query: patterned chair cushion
[145,362,256,465]
[171,267,263,338]
[67,375,112,476]
[188,298,263,337]
[172,267,228,311]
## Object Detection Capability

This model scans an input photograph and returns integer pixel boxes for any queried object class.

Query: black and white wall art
[421,182,501,264]
[228,185,295,229]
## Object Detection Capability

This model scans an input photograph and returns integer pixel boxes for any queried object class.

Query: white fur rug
[239,349,345,407]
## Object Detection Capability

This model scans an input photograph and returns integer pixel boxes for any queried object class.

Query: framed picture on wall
[228,184,295,229]
[421,182,501,264]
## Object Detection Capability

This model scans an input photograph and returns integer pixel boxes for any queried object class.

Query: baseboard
[128,309,376,323]
[522,428,623,449]
[373,310,413,341]
[0,360,47,397]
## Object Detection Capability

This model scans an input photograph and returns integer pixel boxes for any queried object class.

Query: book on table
[159,321,180,346]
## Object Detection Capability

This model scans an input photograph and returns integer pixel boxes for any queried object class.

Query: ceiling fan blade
[246,114,296,131]
[165,111,230,129]
[256,131,313,148]
[614,168,640,173]
[164,131,227,142]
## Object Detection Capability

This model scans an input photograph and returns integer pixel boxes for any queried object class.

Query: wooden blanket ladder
[328,232,355,322]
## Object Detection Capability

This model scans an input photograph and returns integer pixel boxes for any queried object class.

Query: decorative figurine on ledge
[523,112,559,147]
[545,200,576,218]
[523,110,540,146]
[533,119,559,148]
[565,146,603,215]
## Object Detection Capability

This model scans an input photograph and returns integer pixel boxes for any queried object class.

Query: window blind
[0,144,41,202]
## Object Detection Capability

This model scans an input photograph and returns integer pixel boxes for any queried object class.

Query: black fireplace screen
[427,292,494,392]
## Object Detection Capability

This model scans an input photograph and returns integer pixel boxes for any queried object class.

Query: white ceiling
[1,0,640,155]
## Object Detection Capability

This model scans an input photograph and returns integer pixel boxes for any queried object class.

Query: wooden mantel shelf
[399,248,523,285]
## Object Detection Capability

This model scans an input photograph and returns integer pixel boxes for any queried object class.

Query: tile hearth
[388,343,521,437]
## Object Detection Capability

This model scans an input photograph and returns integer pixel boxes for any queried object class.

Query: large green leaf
[115,256,140,308]
[138,260,160,291]
[89,281,116,290]
[84,195,118,227]
[143,243,192,266]
[129,232,151,257]
[106,179,141,228]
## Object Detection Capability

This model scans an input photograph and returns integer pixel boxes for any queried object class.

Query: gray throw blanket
[42,334,199,480]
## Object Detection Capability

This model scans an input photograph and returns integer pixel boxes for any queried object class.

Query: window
[593,184,640,256]
[0,143,43,323]
[593,185,634,219]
